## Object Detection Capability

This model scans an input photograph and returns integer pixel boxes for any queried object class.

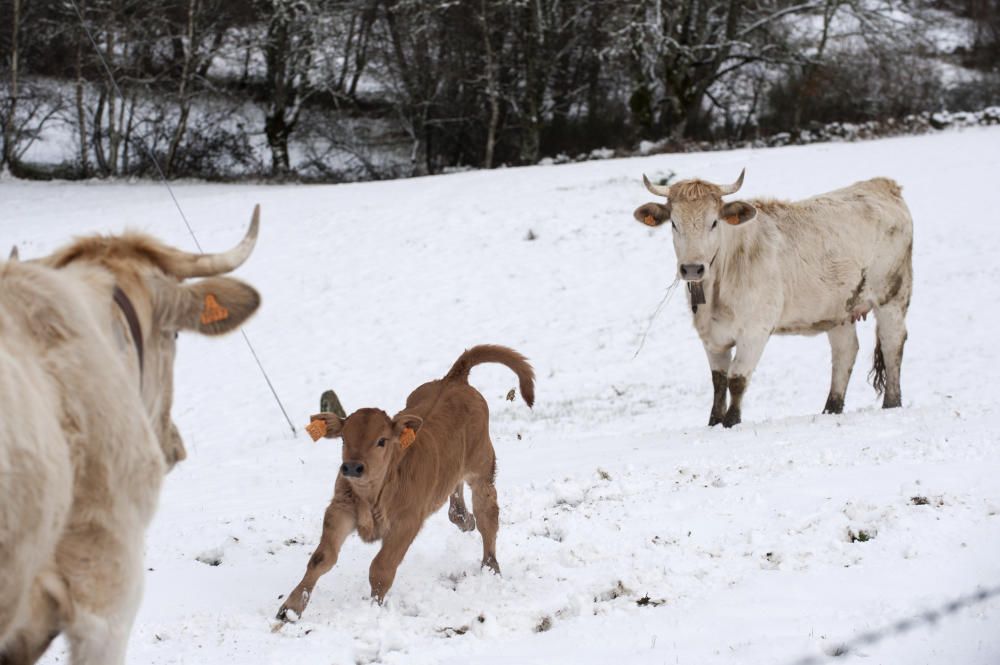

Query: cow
[0,209,262,664]
[633,171,913,427]
[276,344,534,622]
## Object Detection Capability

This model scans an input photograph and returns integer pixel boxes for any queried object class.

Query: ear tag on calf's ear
[400,427,416,450]
[305,419,327,442]
[200,293,230,325]
[643,215,657,227]
[725,215,740,226]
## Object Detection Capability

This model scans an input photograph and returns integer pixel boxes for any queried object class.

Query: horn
[169,204,260,278]
[718,168,745,196]
[642,174,671,197]
[8,245,19,261]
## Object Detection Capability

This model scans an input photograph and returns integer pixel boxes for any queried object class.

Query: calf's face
[311,408,423,491]
[633,171,757,283]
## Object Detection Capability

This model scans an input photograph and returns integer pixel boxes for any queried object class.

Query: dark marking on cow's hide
[688,282,706,312]
[845,269,867,313]
[774,318,845,335]
[709,370,728,426]
[880,240,912,306]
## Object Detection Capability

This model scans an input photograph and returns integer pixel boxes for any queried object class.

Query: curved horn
[170,204,260,278]
[718,168,745,196]
[8,245,19,261]
[643,174,671,198]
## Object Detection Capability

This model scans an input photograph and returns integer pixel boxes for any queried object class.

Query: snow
[3,126,1000,664]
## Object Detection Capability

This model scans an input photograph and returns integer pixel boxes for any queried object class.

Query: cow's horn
[169,205,260,278]
[642,174,671,197]
[718,168,745,196]
[8,245,19,261]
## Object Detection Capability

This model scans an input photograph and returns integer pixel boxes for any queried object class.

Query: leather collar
[113,286,144,376]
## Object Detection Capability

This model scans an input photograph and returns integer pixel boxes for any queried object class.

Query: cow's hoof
[708,413,724,427]
[722,410,741,428]
[882,399,901,409]
[822,395,844,415]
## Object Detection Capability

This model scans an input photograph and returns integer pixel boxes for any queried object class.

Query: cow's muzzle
[341,461,365,478]
[680,263,706,281]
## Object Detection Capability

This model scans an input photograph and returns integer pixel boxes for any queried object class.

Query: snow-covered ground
[3,126,1000,664]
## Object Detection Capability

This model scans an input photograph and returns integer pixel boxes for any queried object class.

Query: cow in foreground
[634,171,913,426]
[277,344,534,622]
[0,210,261,664]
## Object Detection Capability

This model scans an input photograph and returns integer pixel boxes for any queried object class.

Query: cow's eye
[711,220,718,229]
[376,438,387,448]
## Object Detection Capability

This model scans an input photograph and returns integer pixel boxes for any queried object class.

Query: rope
[69,0,297,435]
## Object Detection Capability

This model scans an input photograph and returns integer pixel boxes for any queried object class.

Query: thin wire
[70,0,297,435]
[633,277,681,359]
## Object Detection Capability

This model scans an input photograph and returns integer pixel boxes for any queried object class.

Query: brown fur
[277,345,534,621]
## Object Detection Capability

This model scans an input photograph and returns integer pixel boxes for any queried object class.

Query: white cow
[633,171,913,427]
[0,210,261,664]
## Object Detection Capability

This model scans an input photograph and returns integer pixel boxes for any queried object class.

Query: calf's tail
[445,344,535,407]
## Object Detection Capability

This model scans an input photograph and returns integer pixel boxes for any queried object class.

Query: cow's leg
[470,475,501,575]
[823,323,859,414]
[448,484,476,532]
[0,579,64,665]
[724,335,769,428]
[705,347,732,426]
[277,503,356,622]
[874,302,907,409]
[369,521,421,604]
[64,533,144,665]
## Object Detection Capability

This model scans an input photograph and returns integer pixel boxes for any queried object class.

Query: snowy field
[3,127,1000,664]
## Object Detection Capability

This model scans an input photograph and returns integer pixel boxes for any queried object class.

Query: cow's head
[633,169,756,282]
[38,206,262,469]
[310,408,423,494]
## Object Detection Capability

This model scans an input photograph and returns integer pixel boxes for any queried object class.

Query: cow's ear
[720,201,757,225]
[167,276,261,335]
[633,202,671,227]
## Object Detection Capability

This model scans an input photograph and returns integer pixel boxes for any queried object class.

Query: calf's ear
[720,201,757,225]
[164,276,261,335]
[309,412,345,439]
[392,413,423,435]
[633,202,671,227]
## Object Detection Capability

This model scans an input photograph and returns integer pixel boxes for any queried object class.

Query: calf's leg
[277,503,355,622]
[823,323,859,414]
[470,475,501,575]
[448,484,476,532]
[369,521,421,604]
[724,335,769,428]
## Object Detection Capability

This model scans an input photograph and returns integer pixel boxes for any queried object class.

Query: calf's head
[311,408,423,492]
[633,169,757,282]
[38,206,262,469]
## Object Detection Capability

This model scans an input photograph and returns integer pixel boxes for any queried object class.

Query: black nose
[680,263,706,281]
[340,461,365,478]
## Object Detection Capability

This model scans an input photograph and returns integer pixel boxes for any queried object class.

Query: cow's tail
[445,345,535,408]
[869,338,887,396]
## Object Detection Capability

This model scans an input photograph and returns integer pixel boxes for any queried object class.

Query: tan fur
[277,345,534,621]
[634,173,913,426]
[0,214,260,665]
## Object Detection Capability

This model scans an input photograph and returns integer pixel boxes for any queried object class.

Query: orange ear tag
[400,427,416,450]
[724,215,740,226]
[200,293,230,325]
[643,215,657,227]
[305,419,327,442]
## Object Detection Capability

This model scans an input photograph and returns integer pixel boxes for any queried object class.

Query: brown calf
[277,344,534,621]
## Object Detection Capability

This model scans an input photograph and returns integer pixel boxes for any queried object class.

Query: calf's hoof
[482,555,501,575]
[708,413,724,427]
[276,590,309,623]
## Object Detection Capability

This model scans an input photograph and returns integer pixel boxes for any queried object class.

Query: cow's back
[756,178,913,332]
